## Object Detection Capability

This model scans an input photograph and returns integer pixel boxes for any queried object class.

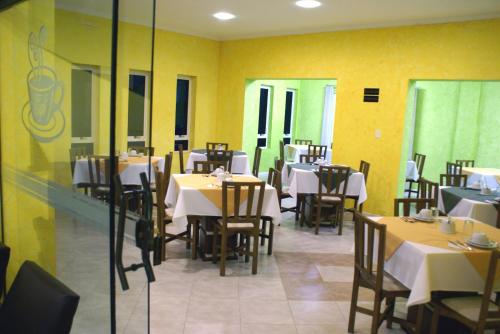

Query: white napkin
[211,167,223,176]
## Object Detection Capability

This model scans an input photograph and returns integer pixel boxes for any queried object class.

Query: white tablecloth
[186,151,251,174]
[165,174,281,226]
[73,157,165,186]
[406,160,419,181]
[437,186,498,227]
[372,217,500,307]
[282,165,367,203]
[285,144,332,163]
[463,167,500,190]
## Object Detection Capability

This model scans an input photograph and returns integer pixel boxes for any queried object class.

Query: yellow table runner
[117,156,160,173]
[462,167,500,184]
[174,174,263,213]
[381,217,500,280]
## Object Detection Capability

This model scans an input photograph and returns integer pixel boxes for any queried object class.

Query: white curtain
[321,85,336,147]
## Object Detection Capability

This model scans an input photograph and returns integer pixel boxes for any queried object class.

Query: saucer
[21,102,65,143]
[466,239,498,249]
[411,215,434,222]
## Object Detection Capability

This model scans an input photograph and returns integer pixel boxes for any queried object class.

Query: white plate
[411,215,435,222]
[466,239,498,249]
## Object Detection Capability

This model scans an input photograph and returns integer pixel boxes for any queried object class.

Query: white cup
[419,209,433,219]
[481,188,492,195]
[130,150,137,155]
[120,152,128,160]
[439,220,456,234]
[471,232,488,245]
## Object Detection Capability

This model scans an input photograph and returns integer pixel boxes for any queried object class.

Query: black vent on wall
[363,88,380,103]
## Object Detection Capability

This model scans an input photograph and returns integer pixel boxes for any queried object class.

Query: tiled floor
[58,202,407,333]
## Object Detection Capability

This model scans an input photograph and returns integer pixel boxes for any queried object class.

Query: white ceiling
[57,0,500,41]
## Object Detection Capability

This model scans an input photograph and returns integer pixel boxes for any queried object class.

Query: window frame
[127,70,150,146]
[257,85,272,148]
[174,76,193,145]
[71,65,98,145]
[283,88,296,143]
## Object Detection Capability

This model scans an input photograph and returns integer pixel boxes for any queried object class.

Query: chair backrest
[353,212,386,295]
[418,177,439,206]
[69,147,87,177]
[206,142,229,151]
[129,146,155,156]
[88,155,118,192]
[274,157,283,171]
[414,153,426,176]
[476,250,500,332]
[317,165,350,198]
[299,154,314,163]
[0,242,10,299]
[252,147,262,177]
[393,198,435,216]
[359,160,370,183]
[155,170,167,224]
[221,180,266,228]
[207,149,234,172]
[295,139,312,145]
[308,145,327,159]
[193,160,228,174]
[0,261,79,334]
[161,152,173,194]
[440,173,468,187]
[446,161,463,176]
[279,140,285,166]
[267,167,282,208]
[456,159,475,168]
[177,143,185,174]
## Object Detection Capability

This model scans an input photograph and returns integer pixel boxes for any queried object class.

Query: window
[71,65,97,153]
[127,72,149,148]
[174,77,192,151]
[257,85,271,148]
[283,89,296,145]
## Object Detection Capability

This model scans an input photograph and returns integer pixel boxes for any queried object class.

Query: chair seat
[441,296,500,322]
[314,195,342,203]
[382,273,410,293]
[405,177,417,182]
[217,219,255,229]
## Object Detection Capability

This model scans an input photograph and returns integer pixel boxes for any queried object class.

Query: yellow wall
[216,19,500,215]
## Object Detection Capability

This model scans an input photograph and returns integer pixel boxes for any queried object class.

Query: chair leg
[386,296,395,329]
[315,202,321,235]
[415,304,424,334]
[268,222,274,255]
[251,231,259,275]
[212,226,218,264]
[186,223,191,249]
[245,235,250,263]
[191,221,198,260]
[338,206,344,236]
[295,195,301,221]
[260,220,266,246]
[161,221,167,262]
[299,197,306,227]
[220,230,227,276]
[348,271,360,333]
[371,293,382,334]
[359,202,364,213]
[430,304,440,334]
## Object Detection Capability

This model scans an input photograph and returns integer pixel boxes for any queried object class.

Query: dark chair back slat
[193,160,228,174]
[207,149,234,172]
[440,174,468,187]
[359,160,370,183]
[177,144,185,174]
[295,139,312,145]
[308,145,327,159]
[267,167,282,208]
[317,165,350,199]
[418,178,439,207]
[274,156,283,172]
[252,147,262,177]
[299,154,315,163]
[446,161,463,176]
[394,198,435,216]
[279,140,285,166]
[414,153,426,176]
[221,181,265,226]
[456,159,475,168]
[206,142,229,151]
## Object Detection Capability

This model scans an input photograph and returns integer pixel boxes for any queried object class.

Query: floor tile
[316,265,354,283]
[240,300,294,325]
[186,298,240,324]
[184,323,240,334]
[241,324,297,334]
[289,301,345,324]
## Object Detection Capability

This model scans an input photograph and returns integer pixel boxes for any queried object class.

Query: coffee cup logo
[21,26,65,143]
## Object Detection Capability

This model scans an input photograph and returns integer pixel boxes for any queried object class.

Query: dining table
[437,186,500,227]
[282,163,368,203]
[73,155,164,186]
[185,149,251,174]
[462,167,500,190]
[372,216,500,307]
[285,144,332,163]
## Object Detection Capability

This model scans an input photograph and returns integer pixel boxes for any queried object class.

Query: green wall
[401,80,500,185]
[242,79,336,173]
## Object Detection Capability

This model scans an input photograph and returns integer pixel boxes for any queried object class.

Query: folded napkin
[210,167,224,176]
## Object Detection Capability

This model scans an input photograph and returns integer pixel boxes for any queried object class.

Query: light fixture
[295,0,322,9]
[213,12,236,21]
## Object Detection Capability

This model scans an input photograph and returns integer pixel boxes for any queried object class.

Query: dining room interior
[1,0,500,334]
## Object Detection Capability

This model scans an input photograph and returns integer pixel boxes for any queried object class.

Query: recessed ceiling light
[295,0,322,9]
[213,12,236,21]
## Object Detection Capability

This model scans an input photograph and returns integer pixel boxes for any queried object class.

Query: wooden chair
[151,152,173,193]
[252,147,262,177]
[212,180,265,276]
[206,142,229,151]
[349,212,422,334]
[279,140,285,166]
[207,149,234,173]
[308,145,327,159]
[306,165,350,235]
[299,154,317,163]
[418,177,439,207]
[87,155,118,201]
[456,159,475,168]
[440,174,468,187]
[430,249,500,334]
[177,143,185,174]
[69,147,90,194]
[155,170,198,261]
[446,161,463,176]
[129,146,155,156]
[295,139,312,145]
[346,160,370,213]
[394,198,435,216]
[192,161,228,174]
[405,153,426,197]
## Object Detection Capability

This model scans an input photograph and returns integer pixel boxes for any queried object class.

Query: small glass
[463,219,474,237]
[431,207,439,220]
